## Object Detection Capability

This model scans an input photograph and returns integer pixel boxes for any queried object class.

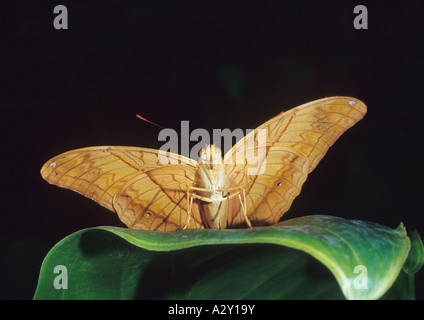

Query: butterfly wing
[224,96,367,226]
[41,146,203,230]
[113,165,204,230]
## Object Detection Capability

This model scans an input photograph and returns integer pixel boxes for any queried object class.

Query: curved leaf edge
[35,215,412,300]
[402,230,424,274]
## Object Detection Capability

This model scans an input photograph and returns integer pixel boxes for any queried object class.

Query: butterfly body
[188,144,246,229]
[41,96,367,231]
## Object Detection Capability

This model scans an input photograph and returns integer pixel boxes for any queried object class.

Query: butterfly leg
[183,188,194,229]
[239,188,252,228]
[185,186,251,229]
[221,187,251,228]
[184,186,215,229]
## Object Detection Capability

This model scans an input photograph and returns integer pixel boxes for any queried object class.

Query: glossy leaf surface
[34,215,413,300]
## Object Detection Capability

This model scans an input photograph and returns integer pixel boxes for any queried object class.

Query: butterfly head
[199,144,223,167]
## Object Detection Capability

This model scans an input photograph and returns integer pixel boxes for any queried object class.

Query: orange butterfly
[41,97,366,231]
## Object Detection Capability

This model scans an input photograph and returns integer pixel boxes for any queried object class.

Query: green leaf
[402,230,424,274]
[34,215,412,300]
[396,230,424,300]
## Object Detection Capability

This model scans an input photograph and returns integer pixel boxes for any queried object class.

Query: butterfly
[41,96,367,231]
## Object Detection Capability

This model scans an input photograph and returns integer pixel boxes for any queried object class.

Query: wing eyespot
[277,182,282,187]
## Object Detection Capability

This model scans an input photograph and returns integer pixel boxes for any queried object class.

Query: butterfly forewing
[40,146,198,229]
[225,96,367,225]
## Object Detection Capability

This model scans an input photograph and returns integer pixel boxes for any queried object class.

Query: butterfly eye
[277,182,282,187]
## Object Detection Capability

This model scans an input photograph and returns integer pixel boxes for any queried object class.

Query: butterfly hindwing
[113,165,204,231]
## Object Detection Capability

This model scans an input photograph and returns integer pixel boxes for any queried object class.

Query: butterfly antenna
[136,114,192,143]
[136,114,167,129]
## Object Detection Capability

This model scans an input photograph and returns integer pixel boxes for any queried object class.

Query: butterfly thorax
[196,144,226,191]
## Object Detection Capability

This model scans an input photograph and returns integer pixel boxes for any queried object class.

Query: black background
[1,0,423,299]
